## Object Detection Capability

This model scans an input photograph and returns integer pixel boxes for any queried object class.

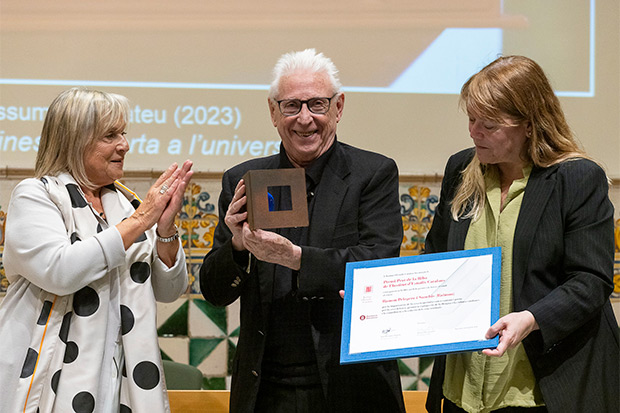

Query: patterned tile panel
[0,175,619,392]
[400,184,440,254]
[158,299,189,337]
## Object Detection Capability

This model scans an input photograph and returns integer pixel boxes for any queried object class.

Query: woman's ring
[159,184,169,194]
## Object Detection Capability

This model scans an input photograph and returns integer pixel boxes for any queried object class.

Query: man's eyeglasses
[275,93,338,116]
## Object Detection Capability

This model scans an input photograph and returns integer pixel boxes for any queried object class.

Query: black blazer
[425,148,619,413]
[200,141,406,413]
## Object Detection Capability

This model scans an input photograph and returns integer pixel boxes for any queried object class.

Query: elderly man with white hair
[200,49,406,412]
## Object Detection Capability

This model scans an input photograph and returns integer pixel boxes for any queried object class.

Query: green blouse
[442,165,545,413]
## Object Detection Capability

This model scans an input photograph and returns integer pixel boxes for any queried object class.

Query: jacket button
[252,370,259,377]
[258,330,265,336]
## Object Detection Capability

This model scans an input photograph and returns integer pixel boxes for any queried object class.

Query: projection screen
[0,0,618,177]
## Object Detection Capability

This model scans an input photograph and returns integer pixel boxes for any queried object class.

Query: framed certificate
[340,247,501,364]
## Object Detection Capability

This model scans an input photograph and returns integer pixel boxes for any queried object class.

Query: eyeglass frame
[273,93,339,116]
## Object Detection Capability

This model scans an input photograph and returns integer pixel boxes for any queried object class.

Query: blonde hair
[451,55,590,220]
[35,88,130,190]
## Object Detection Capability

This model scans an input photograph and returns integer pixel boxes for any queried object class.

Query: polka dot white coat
[0,174,188,413]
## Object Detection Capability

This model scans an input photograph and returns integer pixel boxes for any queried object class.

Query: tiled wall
[1,173,619,391]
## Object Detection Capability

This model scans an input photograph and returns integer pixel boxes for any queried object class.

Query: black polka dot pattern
[51,369,62,393]
[121,305,135,335]
[24,176,171,409]
[73,287,100,317]
[70,232,81,243]
[65,184,88,208]
[133,361,160,390]
[130,262,150,284]
[59,312,73,343]
[20,348,38,378]
[72,391,95,413]
[37,300,53,325]
[64,341,79,363]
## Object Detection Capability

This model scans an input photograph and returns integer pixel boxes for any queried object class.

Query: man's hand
[224,179,249,251]
[482,310,539,357]
[242,226,302,270]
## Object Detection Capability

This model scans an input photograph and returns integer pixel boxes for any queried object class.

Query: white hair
[269,48,342,99]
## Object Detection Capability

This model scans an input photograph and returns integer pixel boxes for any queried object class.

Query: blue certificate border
[340,247,501,364]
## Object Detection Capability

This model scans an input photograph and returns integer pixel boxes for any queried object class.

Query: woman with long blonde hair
[425,56,618,413]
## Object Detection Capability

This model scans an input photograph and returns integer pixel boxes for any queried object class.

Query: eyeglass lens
[279,97,331,116]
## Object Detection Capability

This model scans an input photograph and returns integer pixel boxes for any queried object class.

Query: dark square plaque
[242,168,309,230]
